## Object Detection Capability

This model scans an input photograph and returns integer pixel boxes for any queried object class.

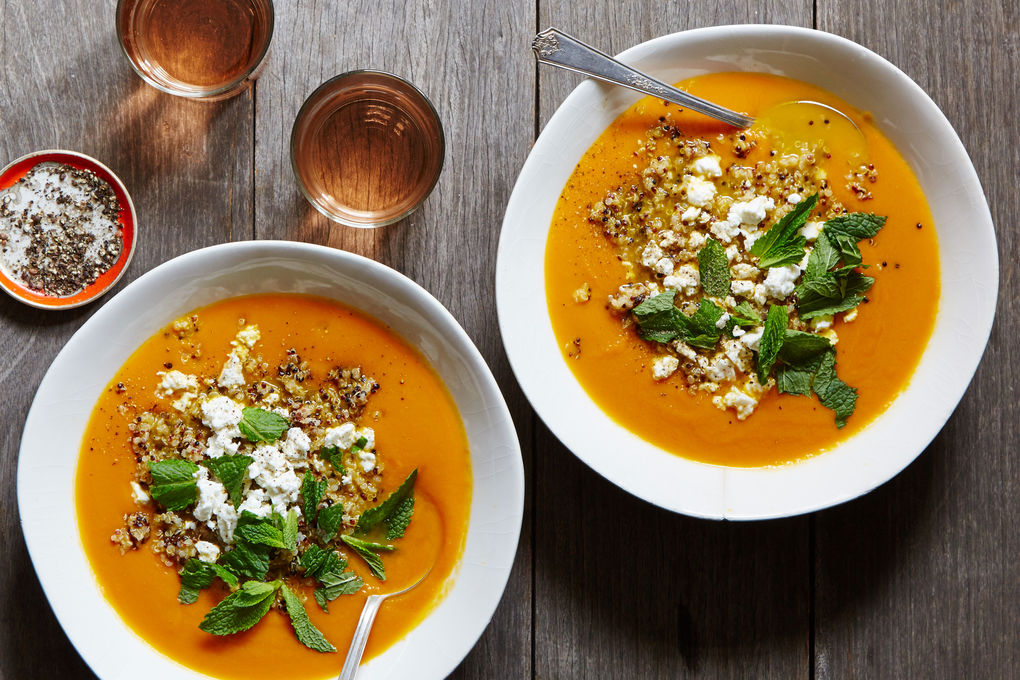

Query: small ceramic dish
[18,241,524,679]
[496,25,998,519]
[0,150,137,310]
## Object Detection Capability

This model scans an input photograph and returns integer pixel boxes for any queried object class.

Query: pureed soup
[76,294,471,680]
[545,72,940,467]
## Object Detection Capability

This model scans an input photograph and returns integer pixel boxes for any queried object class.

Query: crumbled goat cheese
[687,230,707,250]
[729,196,775,226]
[238,488,272,518]
[799,220,824,242]
[663,264,700,295]
[654,257,675,276]
[811,315,834,331]
[715,313,731,329]
[731,280,755,297]
[217,354,245,388]
[201,396,243,431]
[358,450,377,473]
[843,309,858,323]
[236,325,260,348]
[323,422,357,450]
[194,541,220,563]
[157,370,198,395]
[763,264,801,300]
[641,241,664,268]
[130,481,149,505]
[706,356,736,383]
[713,387,759,420]
[684,175,717,207]
[280,427,312,467]
[652,355,680,380]
[691,155,723,178]
[787,193,803,204]
[193,467,238,542]
[681,206,702,223]
[740,328,764,352]
[710,217,742,243]
[248,444,302,514]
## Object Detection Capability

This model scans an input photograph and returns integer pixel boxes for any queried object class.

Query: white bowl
[18,241,524,679]
[496,25,998,520]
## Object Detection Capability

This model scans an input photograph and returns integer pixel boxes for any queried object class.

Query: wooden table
[1,2,1016,678]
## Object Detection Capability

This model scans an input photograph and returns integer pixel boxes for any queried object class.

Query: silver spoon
[337,564,433,680]
[532,27,754,128]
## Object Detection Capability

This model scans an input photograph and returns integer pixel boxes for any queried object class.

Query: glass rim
[115,0,275,100]
[289,69,447,229]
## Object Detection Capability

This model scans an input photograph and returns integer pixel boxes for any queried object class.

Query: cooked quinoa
[112,317,385,574]
[587,119,876,420]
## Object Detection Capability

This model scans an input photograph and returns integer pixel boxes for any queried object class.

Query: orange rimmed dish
[0,150,137,309]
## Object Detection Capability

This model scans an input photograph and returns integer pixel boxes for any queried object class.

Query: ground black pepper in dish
[0,162,123,297]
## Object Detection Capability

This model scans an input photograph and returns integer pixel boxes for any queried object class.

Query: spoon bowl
[338,493,443,680]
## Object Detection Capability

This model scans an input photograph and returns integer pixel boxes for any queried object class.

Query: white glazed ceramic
[18,241,524,679]
[496,25,998,519]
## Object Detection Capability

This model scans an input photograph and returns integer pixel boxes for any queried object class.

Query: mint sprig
[199,580,280,636]
[317,504,345,543]
[201,454,253,508]
[177,559,238,604]
[755,305,789,383]
[355,469,418,536]
[749,194,818,268]
[238,407,289,443]
[148,459,199,511]
[631,290,727,349]
[698,237,730,298]
[301,471,326,523]
[280,584,336,653]
[341,534,393,581]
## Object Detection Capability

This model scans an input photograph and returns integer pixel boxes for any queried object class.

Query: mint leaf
[148,460,199,512]
[317,504,345,543]
[178,559,238,604]
[300,545,338,579]
[812,351,858,428]
[341,535,392,581]
[320,446,346,474]
[201,455,253,509]
[796,269,874,319]
[313,589,329,612]
[238,407,290,443]
[698,237,730,298]
[301,472,326,523]
[356,469,417,535]
[199,580,281,636]
[803,231,841,280]
[776,330,832,367]
[384,497,415,540]
[318,569,364,600]
[236,520,286,549]
[756,305,789,382]
[219,543,271,580]
[730,301,761,327]
[775,364,815,396]
[280,584,336,653]
[282,508,299,552]
[632,289,684,343]
[823,212,886,241]
[749,194,818,268]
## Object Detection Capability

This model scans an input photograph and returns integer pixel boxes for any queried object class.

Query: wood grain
[0,1,252,677]
[251,1,535,676]
[814,1,1020,678]
[0,0,1016,678]
[534,3,816,678]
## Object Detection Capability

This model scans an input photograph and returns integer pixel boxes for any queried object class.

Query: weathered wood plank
[814,1,1019,678]
[533,4,815,678]
[0,1,254,677]
[252,1,536,676]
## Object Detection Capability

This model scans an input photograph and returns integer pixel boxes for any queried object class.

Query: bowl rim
[18,239,524,678]
[0,149,138,310]
[496,24,998,520]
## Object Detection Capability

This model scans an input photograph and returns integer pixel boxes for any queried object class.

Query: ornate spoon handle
[532,28,754,129]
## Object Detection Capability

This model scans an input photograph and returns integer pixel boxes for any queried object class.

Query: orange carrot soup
[546,72,940,467]
[76,294,472,679]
